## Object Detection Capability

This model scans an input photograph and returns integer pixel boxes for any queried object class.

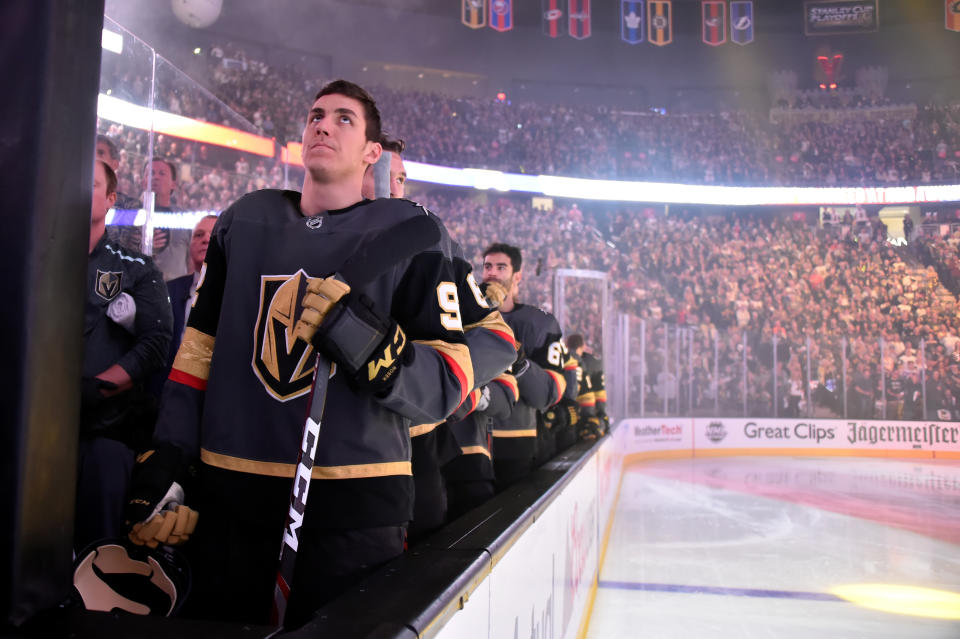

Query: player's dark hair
[142,157,177,183]
[315,79,382,143]
[566,334,585,351]
[483,243,522,272]
[380,135,405,155]
[96,134,120,162]
[99,160,118,196]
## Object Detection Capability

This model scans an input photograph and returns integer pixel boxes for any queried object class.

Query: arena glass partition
[621,318,958,423]
[98,17,277,279]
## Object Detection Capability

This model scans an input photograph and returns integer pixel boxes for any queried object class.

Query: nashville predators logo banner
[568,0,591,39]
[462,0,487,29]
[489,0,513,32]
[948,0,960,32]
[253,270,316,402]
[702,0,726,46]
[730,1,754,44]
[542,0,566,38]
[622,0,644,44]
[647,0,672,46]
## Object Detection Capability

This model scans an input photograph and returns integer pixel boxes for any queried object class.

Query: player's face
[482,252,519,292]
[189,216,217,269]
[91,162,116,227]
[390,152,406,198]
[301,93,380,182]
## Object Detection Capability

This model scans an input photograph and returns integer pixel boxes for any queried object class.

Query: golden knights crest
[95,269,123,301]
[252,270,317,401]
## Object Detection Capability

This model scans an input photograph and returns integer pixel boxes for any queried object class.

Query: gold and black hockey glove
[306,290,413,395]
[479,281,508,308]
[125,444,198,548]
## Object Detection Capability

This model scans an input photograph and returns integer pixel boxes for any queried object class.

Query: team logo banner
[730,1,754,44]
[948,0,960,32]
[804,0,878,36]
[647,0,672,46]
[702,0,726,46]
[568,0,591,39]
[621,0,644,44]
[462,0,487,29]
[489,0,513,32]
[542,0,566,37]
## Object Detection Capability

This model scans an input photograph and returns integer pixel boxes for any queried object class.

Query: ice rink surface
[587,456,960,638]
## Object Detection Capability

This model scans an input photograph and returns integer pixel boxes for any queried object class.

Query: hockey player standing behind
[361,138,517,542]
[481,243,567,489]
[125,80,472,628]
[565,333,609,440]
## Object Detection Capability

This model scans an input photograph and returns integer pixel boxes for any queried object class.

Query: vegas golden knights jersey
[491,304,567,467]
[154,190,471,527]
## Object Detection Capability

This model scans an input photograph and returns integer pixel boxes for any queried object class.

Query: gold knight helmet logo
[252,270,317,401]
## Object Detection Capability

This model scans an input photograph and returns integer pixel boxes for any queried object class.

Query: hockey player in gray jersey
[124,81,473,628]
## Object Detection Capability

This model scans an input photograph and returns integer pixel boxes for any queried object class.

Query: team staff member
[127,80,472,628]
[481,243,566,489]
[76,160,172,550]
[362,138,516,541]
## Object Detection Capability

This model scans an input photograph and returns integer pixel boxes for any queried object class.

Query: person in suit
[165,215,217,372]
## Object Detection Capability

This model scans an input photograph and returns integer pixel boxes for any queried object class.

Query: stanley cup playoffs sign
[805,0,878,36]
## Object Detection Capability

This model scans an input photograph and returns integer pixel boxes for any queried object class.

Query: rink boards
[431,416,960,639]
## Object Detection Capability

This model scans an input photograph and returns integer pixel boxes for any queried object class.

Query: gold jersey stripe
[416,339,475,397]
[577,392,596,403]
[595,390,607,401]
[464,310,515,342]
[492,429,537,438]
[460,445,491,459]
[410,421,441,438]
[201,448,412,479]
[172,327,215,381]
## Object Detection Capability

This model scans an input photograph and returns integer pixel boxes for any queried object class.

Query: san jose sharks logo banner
[621,0,644,44]
[542,0,566,37]
[730,1,755,44]
[489,0,513,32]
[568,0,591,39]
[647,0,672,46]
[947,0,960,32]
[702,1,727,46]
[462,0,487,29]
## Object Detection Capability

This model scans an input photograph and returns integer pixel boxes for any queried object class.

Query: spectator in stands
[95,134,140,208]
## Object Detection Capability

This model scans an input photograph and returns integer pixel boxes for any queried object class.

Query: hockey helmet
[72,539,191,616]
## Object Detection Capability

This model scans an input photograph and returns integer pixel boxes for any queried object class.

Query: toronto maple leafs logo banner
[621,0,644,44]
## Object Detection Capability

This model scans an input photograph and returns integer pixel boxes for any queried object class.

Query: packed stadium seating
[96,40,960,421]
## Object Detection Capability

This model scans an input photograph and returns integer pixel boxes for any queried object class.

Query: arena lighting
[99,95,960,206]
[101,28,123,54]
[105,209,218,230]
[97,94,275,157]
[829,584,960,620]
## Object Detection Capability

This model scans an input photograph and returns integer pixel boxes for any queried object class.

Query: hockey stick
[271,213,441,626]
